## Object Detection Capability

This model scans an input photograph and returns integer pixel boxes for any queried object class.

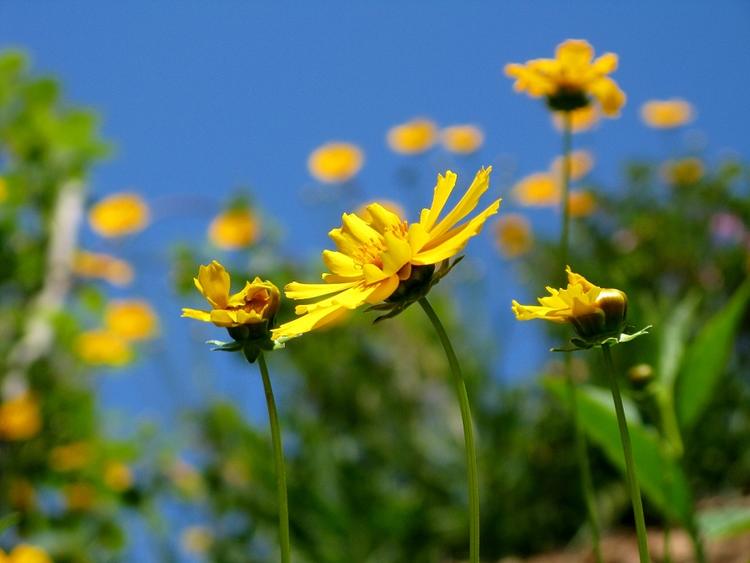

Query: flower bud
[570,288,627,340]
[627,363,653,389]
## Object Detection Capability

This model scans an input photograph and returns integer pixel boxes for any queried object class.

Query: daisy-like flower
[273,167,500,340]
[640,98,694,129]
[505,39,626,116]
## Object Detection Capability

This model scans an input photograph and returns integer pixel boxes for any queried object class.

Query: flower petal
[284,280,358,300]
[195,261,230,308]
[419,171,457,231]
[181,308,212,322]
[426,167,493,239]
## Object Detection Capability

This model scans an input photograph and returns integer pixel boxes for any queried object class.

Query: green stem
[559,110,603,563]
[601,344,650,563]
[418,297,480,563]
[258,353,291,563]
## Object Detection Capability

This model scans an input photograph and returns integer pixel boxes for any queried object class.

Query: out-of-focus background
[1,3,750,562]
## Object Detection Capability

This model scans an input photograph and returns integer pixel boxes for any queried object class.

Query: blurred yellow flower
[8,479,36,512]
[308,142,364,183]
[0,393,41,441]
[63,482,96,512]
[181,526,214,555]
[551,150,594,182]
[355,200,405,223]
[104,462,134,492]
[182,261,280,328]
[568,190,597,218]
[512,172,560,206]
[208,208,260,250]
[512,266,627,339]
[273,167,500,340]
[552,105,600,133]
[0,177,8,203]
[440,125,484,154]
[494,214,533,258]
[76,330,133,367]
[73,251,134,287]
[661,157,704,186]
[640,98,694,129]
[89,192,150,238]
[105,299,158,341]
[0,545,52,563]
[505,39,626,116]
[50,442,92,472]
[169,459,205,498]
[387,118,438,155]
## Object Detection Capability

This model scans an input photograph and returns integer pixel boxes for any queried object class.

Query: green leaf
[544,377,693,524]
[676,281,750,429]
[657,293,700,390]
[698,505,750,539]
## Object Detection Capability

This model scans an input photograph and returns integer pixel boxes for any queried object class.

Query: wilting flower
[105,300,159,341]
[74,251,134,287]
[308,142,364,183]
[89,192,150,237]
[273,167,500,340]
[104,462,134,492]
[50,442,92,472]
[512,266,628,342]
[76,330,133,367]
[387,118,438,155]
[568,190,597,218]
[640,99,694,129]
[505,39,626,116]
[0,393,41,441]
[0,544,52,563]
[552,105,600,133]
[551,150,594,182]
[440,125,484,154]
[355,200,405,223]
[512,172,560,206]
[208,208,260,250]
[494,214,533,258]
[661,157,704,186]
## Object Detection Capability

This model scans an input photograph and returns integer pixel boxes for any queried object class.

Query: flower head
[0,393,41,441]
[440,125,484,154]
[105,299,158,341]
[273,167,500,340]
[568,190,597,218]
[308,142,363,183]
[74,251,134,287]
[0,544,52,563]
[505,39,625,116]
[512,172,560,206]
[494,214,533,258]
[640,99,694,129]
[551,150,594,182]
[661,157,704,186]
[208,208,260,250]
[387,118,438,155]
[76,330,133,366]
[104,462,134,492]
[89,192,150,237]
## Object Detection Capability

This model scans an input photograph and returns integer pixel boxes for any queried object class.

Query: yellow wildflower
[512,266,627,339]
[105,299,158,341]
[89,192,150,238]
[0,393,41,441]
[50,442,92,472]
[387,118,438,155]
[208,208,260,250]
[640,99,694,129]
[308,142,363,183]
[73,251,134,287]
[63,482,96,512]
[0,545,52,563]
[661,157,704,186]
[355,200,405,223]
[181,526,214,555]
[273,167,500,340]
[440,125,484,154]
[551,150,594,182]
[505,39,626,116]
[552,105,600,133]
[512,172,560,206]
[76,330,133,367]
[182,262,280,328]
[104,462,134,492]
[494,214,533,258]
[568,190,597,218]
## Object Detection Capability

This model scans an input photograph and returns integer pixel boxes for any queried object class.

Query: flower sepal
[551,324,652,352]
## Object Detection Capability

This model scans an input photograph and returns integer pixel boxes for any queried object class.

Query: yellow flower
[512,172,560,206]
[104,462,134,492]
[272,167,500,340]
[567,190,597,218]
[661,157,704,186]
[552,105,600,133]
[105,299,158,341]
[182,261,280,328]
[50,442,92,472]
[505,39,626,116]
[440,125,484,154]
[208,208,260,250]
[387,118,438,155]
[512,266,627,339]
[63,482,96,512]
[0,545,52,563]
[308,142,364,183]
[180,526,214,555]
[0,177,8,203]
[494,214,533,258]
[355,200,405,223]
[640,99,694,129]
[0,393,41,441]
[76,330,133,367]
[73,251,134,287]
[551,150,594,182]
[89,192,150,238]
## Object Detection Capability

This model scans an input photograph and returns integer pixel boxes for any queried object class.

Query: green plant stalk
[601,344,651,563]
[559,110,603,563]
[258,353,291,563]
[418,297,480,563]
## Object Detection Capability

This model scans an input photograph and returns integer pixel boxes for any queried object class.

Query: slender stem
[601,344,650,563]
[559,110,603,563]
[418,297,480,563]
[258,353,291,563]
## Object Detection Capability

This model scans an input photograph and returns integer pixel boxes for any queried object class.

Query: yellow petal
[589,76,626,116]
[427,166,493,239]
[341,212,381,244]
[364,274,400,304]
[365,202,404,232]
[322,250,361,277]
[195,261,230,308]
[284,280,358,300]
[379,231,412,275]
[556,39,594,68]
[420,171,457,232]
[272,305,350,341]
[592,52,618,74]
[209,309,238,327]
